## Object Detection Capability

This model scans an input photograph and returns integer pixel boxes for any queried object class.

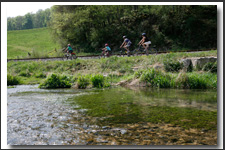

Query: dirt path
[7,49,213,62]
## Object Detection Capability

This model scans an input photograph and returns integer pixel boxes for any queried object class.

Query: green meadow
[7,27,61,59]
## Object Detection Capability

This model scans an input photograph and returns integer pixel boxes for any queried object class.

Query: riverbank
[7,50,217,89]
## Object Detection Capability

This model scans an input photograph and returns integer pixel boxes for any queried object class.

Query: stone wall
[179,57,217,71]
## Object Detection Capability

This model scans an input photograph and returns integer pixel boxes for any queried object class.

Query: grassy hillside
[7,28,61,59]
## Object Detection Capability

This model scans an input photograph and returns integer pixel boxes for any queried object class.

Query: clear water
[7,85,217,145]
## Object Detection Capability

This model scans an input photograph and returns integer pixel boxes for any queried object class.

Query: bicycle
[63,51,77,60]
[61,47,77,60]
[133,45,157,56]
[119,48,132,57]
[99,49,111,58]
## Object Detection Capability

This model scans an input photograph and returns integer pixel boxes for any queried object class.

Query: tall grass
[175,72,189,89]
[30,49,49,58]
[137,69,217,89]
[202,62,217,73]
[187,72,217,89]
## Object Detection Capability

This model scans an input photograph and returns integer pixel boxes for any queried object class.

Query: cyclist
[102,43,111,57]
[65,44,73,54]
[138,33,151,54]
[64,44,77,59]
[120,36,132,55]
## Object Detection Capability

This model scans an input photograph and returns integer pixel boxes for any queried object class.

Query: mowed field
[7,28,61,59]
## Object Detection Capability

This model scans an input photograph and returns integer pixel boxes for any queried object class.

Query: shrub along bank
[135,69,217,89]
[7,50,217,89]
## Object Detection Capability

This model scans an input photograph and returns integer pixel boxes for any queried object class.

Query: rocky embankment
[180,56,217,71]
[117,56,217,87]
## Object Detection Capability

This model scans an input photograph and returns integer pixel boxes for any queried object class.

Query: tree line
[7,8,51,30]
[8,5,217,52]
[49,5,217,52]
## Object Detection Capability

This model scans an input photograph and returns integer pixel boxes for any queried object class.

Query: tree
[7,8,52,30]
[23,13,33,29]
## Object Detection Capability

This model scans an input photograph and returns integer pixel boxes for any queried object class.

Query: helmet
[68,44,71,46]
[123,36,126,38]
[142,33,146,36]
[105,43,108,46]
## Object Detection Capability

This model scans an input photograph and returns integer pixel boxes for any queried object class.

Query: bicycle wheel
[149,47,157,54]
[132,49,137,56]
[120,50,123,57]
[141,47,148,56]
[136,49,141,56]
[68,53,74,60]
[62,54,66,60]
[139,47,145,56]
[64,53,69,60]
[72,54,77,60]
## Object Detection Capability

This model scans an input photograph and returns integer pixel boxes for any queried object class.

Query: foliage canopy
[49,5,217,52]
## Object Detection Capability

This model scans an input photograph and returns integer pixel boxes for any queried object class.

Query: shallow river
[7,85,217,145]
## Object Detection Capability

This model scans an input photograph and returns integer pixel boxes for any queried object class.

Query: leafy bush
[7,74,21,85]
[164,60,183,72]
[39,74,71,89]
[202,62,217,73]
[77,75,90,89]
[140,69,171,88]
[91,74,105,88]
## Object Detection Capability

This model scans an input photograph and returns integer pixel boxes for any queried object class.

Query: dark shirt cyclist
[138,33,151,53]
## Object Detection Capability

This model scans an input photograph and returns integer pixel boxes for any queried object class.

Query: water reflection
[124,87,217,110]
